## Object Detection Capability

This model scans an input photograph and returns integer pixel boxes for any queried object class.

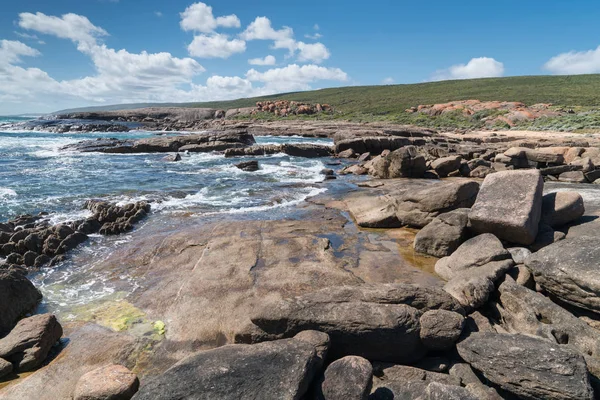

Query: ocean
[0,118,335,222]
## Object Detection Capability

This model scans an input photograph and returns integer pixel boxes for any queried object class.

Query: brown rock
[74,364,140,400]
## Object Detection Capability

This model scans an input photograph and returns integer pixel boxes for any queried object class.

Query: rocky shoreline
[3,121,600,399]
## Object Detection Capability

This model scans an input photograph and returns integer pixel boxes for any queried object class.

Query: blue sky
[1,0,600,114]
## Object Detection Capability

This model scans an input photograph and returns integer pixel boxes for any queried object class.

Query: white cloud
[296,42,330,63]
[154,11,163,17]
[431,57,505,81]
[187,34,246,58]
[241,16,295,51]
[1,11,348,114]
[544,46,600,75]
[381,77,395,84]
[0,40,40,65]
[246,64,348,92]
[304,33,322,40]
[18,12,108,49]
[248,55,276,66]
[241,17,330,63]
[180,2,240,33]
[314,24,320,31]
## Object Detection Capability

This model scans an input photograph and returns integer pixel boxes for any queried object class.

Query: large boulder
[541,191,585,228]
[468,170,544,245]
[320,356,373,400]
[369,146,427,179]
[74,364,140,400]
[457,332,594,400]
[0,270,42,333]
[243,284,463,363]
[525,236,600,313]
[434,234,511,280]
[413,209,469,257]
[132,332,326,400]
[0,313,63,372]
[396,181,480,228]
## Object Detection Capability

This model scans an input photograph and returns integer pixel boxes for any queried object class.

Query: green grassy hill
[55,75,600,131]
[58,74,600,115]
[188,75,600,116]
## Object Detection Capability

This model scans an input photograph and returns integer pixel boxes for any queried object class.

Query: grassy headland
[57,74,600,131]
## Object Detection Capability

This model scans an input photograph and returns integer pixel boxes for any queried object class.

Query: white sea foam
[0,188,17,198]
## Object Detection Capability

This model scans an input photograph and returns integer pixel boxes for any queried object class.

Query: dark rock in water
[224,143,333,158]
[335,136,426,155]
[22,250,38,267]
[84,200,150,235]
[319,356,373,400]
[457,332,594,400]
[132,332,326,400]
[0,313,63,372]
[162,153,181,162]
[468,170,543,245]
[74,364,140,400]
[526,236,600,314]
[413,208,469,257]
[242,284,463,363]
[541,191,585,228]
[64,130,255,154]
[320,168,335,176]
[235,160,259,172]
[56,231,88,254]
[0,270,42,333]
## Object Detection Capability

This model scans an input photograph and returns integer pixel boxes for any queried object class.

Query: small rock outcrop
[224,143,333,158]
[468,170,544,245]
[541,191,585,228]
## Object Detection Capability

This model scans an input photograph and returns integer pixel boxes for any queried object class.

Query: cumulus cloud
[187,34,246,58]
[381,77,395,84]
[544,46,600,75]
[431,57,505,81]
[241,16,330,63]
[180,2,240,33]
[248,55,276,66]
[246,64,348,92]
[18,12,108,49]
[296,42,330,63]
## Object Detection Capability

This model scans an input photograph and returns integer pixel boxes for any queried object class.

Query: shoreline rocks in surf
[0,200,150,272]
